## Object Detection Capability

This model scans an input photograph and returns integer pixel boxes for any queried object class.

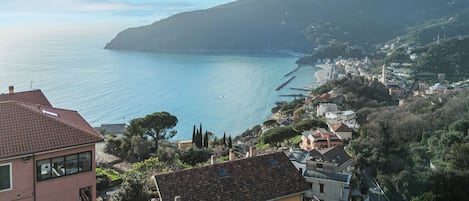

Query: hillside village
[2,35,469,201]
[2,0,469,200]
[98,36,468,201]
[2,32,469,201]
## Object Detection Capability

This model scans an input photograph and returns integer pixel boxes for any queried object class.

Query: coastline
[268,63,332,121]
[314,64,332,85]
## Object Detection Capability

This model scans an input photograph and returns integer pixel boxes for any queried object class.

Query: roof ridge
[0,89,42,94]
[0,89,52,106]
[11,101,102,140]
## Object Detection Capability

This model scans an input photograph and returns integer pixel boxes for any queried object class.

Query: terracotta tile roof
[329,122,353,132]
[0,90,52,107]
[0,101,103,159]
[153,152,310,201]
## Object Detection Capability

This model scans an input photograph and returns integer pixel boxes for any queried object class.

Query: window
[78,152,91,172]
[37,159,52,180]
[37,151,92,181]
[0,163,12,191]
[51,157,65,177]
[217,169,227,177]
[320,183,324,193]
[268,159,279,168]
[65,154,78,175]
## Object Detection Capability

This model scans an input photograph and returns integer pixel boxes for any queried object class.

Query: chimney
[249,146,257,157]
[8,86,14,94]
[174,196,181,201]
[211,155,216,165]
[229,148,235,161]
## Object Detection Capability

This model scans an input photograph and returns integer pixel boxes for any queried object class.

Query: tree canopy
[105,111,178,162]
[261,126,301,147]
[127,111,178,152]
[349,90,469,200]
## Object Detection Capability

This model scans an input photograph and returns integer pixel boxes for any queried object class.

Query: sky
[0,0,234,33]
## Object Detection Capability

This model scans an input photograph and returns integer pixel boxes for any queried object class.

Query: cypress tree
[228,135,233,148]
[199,123,203,138]
[223,132,227,147]
[195,129,201,148]
[203,131,209,148]
[192,125,196,144]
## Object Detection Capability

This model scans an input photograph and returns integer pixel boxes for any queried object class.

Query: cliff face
[105,0,469,53]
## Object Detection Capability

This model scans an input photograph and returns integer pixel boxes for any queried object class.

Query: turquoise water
[0,27,318,140]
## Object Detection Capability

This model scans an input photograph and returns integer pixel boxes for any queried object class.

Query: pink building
[300,128,343,151]
[0,88,103,201]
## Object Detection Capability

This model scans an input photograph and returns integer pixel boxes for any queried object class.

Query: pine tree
[228,135,233,148]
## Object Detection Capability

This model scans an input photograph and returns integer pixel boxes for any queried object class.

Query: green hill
[415,35,469,81]
[105,0,469,53]
[397,8,469,46]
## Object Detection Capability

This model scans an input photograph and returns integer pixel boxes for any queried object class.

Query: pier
[290,87,313,92]
[279,94,306,98]
[284,66,300,77]
[276,76,296,91]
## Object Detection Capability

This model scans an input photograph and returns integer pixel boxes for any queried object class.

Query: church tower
[381,64,387,86]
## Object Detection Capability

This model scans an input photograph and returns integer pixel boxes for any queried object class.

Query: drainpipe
[32,153,36,201]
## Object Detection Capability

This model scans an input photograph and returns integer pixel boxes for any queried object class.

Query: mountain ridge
[105,0,469,53]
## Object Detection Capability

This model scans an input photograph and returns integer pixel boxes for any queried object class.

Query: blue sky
[0,0,234,28]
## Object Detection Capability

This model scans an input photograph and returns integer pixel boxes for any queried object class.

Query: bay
[0,26,319,140]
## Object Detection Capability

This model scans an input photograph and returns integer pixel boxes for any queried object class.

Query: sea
[0,25,320,140]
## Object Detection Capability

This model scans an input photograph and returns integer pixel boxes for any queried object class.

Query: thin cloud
[2,0,139,12]
[0,0,234,25]
[0,0,229,13]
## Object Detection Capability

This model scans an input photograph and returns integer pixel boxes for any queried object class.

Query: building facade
[288,147,353,201]
[0,88,103,201]
[301,129,343,151]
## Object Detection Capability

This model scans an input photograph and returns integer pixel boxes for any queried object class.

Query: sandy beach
[314,64,333,85]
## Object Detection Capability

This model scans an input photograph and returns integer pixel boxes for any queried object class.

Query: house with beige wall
[288,147,353,201]
[328,122,353,140]
[0,88,103,201]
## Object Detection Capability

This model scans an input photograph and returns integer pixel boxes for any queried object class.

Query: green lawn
[96,167,121,181]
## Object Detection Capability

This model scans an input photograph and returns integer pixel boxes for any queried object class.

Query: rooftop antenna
[30,81,34,89]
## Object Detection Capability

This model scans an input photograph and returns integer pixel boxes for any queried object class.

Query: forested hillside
[349,90,469,201]
[414,36,469,81]
[105,0,469,53]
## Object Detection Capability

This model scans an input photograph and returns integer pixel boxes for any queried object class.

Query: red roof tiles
[0,89,52,107]
[329,122,353,132]
[0,100,103,159]
[153,152,310,201]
